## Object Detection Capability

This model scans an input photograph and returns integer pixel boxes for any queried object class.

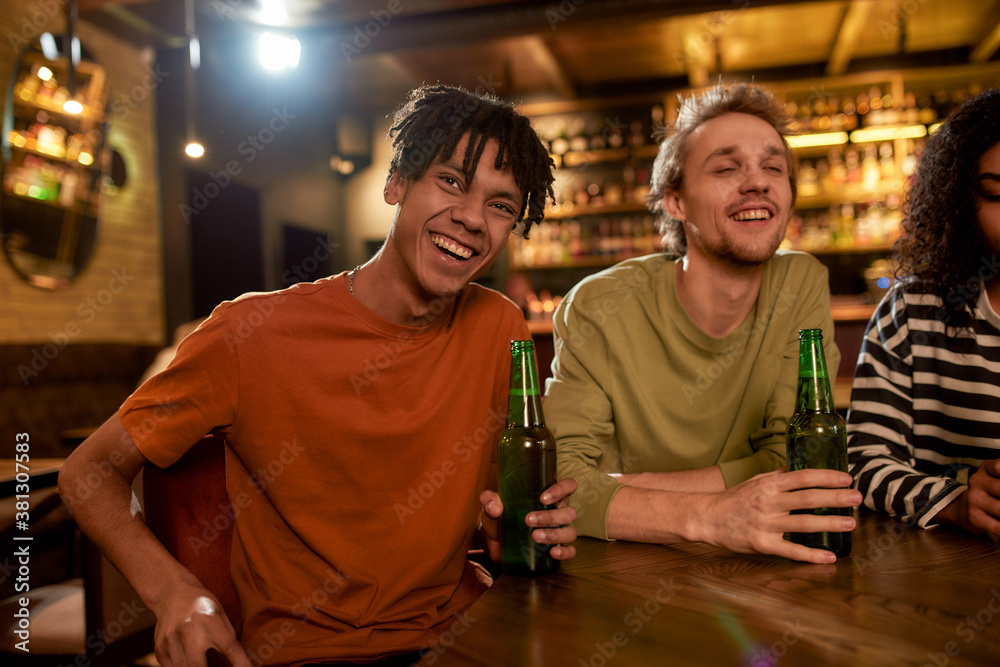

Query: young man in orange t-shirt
[59,85,577,667]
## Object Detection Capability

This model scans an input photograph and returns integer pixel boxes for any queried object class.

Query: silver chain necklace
[348,265,362,295]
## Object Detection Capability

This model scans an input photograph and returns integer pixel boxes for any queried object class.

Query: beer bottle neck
[507,348,545,427]
[795,336,834,413]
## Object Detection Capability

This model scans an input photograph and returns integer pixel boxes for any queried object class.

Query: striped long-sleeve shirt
[847,281,1000,527]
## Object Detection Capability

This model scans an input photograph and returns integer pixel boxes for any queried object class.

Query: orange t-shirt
[120,274,529,665]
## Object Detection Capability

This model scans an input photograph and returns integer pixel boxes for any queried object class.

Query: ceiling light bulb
[185,141,205,158]
[259,32,300,71]
[259,0,288,25]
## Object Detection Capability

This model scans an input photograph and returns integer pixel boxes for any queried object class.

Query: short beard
[696,227,785,268]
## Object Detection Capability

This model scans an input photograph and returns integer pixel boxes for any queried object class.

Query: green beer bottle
[497,340,559,576]
[786,329,852,558]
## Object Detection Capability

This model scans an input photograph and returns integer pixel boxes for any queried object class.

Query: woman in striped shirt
[847,88,1000,537]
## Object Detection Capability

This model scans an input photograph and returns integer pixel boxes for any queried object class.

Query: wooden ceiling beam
[971,20,1000,63]
[98,5,186,48]
[522,36,577,100]
[77,0,159,11]
[826,0,874,77]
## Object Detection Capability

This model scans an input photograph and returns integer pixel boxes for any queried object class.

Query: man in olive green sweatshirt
[546,83,860,564]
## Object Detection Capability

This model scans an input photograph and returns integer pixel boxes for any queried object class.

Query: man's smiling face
[384,133,523,299]
[664,112,793,268]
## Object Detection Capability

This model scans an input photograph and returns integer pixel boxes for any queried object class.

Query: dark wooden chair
[142,434,241,627]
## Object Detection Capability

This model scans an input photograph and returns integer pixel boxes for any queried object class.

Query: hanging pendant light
[184,0,204,159]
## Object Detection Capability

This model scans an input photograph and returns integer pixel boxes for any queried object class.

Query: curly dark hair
[646,83,797,256]
[894,87,1000,331]
[386,84,555,238]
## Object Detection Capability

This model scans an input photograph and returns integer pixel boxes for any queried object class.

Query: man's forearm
[606,485,707,544]
[58,416,205,614]
[615,466,725,493]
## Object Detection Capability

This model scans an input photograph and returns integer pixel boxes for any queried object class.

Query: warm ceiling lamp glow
[259,32,300,70]
[37,66,53,81]
[259,0,289,25]
[330,155,355,175]
[849,125,928,144]
[787,132,849,148]
[185,141,205,158]
[63,99,83,114]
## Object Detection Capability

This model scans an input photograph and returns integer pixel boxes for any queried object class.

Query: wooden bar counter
[419,511,1000,666]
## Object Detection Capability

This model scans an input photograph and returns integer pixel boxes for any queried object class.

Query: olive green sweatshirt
[545,251,840,540]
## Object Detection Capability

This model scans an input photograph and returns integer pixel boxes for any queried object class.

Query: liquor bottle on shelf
[622,162,636,201]
[798,160,819,197]
[605,116,625,149]
[568,220,583,258]
[603,180,624,206]
[587,117,606,151]
[878,142,895,183]
[841,99,859,131]
[550,119,569,156]
[815,159,829,194]
[586,181,603,207]
[826,147,846,191]
[855,91,871,124]
[650,104,665,138]
[628,119,646,147]
[568,117,589,153]
[844,148,861,185]
[633,166,650,203]
[861,145,880,192]
[853,201,873,246]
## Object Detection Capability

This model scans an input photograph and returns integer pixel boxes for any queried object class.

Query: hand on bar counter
[606,469,859,564]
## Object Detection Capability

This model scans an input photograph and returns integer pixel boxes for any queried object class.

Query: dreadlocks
[386,84,555,238]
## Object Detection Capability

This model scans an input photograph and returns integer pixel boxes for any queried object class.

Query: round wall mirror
[1,36,112,289]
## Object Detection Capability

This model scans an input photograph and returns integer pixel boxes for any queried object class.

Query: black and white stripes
[847,282,1000,526]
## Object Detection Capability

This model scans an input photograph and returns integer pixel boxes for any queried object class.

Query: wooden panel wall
[0,2,164,345]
